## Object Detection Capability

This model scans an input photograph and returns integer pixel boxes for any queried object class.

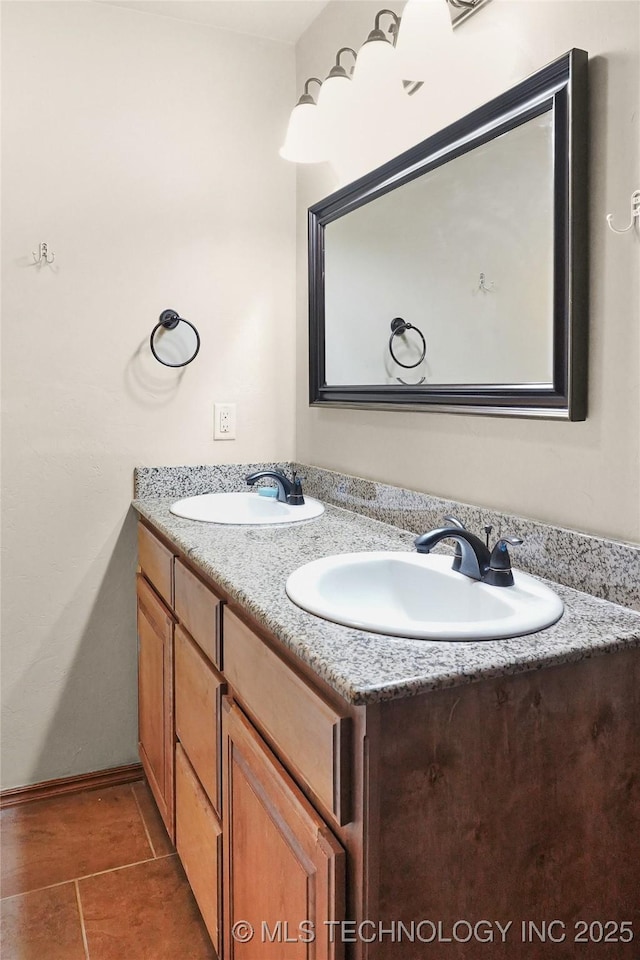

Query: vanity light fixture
[395,0,489,80]
[279,77,326,163]
[279,6,431,168]
[352,9,402,90]
[316,48,357,154]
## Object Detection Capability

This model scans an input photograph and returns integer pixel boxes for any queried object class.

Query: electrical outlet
[214,402,236,440]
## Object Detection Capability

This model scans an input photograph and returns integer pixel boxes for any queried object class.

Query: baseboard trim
[0,763,144,810]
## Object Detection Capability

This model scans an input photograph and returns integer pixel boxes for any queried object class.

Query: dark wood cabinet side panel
[373,649,640,960]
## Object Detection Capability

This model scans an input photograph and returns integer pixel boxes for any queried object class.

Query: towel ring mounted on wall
[150,309,201,367]
[388,317,427,369]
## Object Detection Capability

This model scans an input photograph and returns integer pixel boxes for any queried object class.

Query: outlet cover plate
[214,402,236,440]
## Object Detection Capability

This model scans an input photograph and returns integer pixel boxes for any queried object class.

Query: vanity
[133,465,640,960]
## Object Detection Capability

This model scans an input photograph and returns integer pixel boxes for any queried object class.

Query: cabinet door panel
[176,743,222,955]
[175,624,225,814]
[223,699,345,960]
[136,574,174,839]
[175,559,222,667]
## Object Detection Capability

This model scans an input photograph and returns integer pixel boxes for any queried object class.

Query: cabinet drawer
[223,610,352,825]
[175,743,222,955]
[174,559,223,667]
[175,624,225,814]
[136,573,173,644]
[138,523,174,607]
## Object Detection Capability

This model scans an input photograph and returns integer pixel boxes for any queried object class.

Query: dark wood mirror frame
[308,49,588,420]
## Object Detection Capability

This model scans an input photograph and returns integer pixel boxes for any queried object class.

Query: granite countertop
[132,496,640,705]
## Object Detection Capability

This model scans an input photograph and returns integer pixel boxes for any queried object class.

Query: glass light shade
[333,38,415,183]
[395,0,455,83]
[279,100,327,163]
[316,74,355,157]
[352,37,405,97]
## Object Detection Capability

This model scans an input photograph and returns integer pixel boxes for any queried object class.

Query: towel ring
[388,317,427,369]
[150,309,201,367]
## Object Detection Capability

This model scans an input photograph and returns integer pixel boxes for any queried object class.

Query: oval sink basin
[285,552,563,641]
[170,492,324,525]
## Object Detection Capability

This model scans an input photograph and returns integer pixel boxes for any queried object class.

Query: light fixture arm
[326,47,358,80]
[298,77,323,105]
[373,8,401,43]
[337,46,357,64]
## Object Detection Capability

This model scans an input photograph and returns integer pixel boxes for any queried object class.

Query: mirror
[309,49,588,419]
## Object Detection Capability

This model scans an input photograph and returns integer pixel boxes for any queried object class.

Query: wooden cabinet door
[175,624,225,814]
[137,573,175,840]
[176,743,222,954]
[223,699,345,960]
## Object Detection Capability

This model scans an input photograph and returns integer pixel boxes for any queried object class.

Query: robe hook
[606,190,640,234]
[32,242,55,265]
[478,272,495,292]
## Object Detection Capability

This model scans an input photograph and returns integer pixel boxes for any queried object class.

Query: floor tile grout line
[130,783,157,858]
[74,880,91,960]
[0,853,177,901]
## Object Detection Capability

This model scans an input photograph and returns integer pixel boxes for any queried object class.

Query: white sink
[170,492,324,525]
[285,552,564,641]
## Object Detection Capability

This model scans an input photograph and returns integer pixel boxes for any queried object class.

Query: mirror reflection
[324,112,554,387]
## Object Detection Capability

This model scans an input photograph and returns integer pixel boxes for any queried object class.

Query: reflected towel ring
[388,317,427,369]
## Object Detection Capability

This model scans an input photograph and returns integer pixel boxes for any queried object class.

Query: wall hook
[606,190,640,234]
[477,272,494,292]
[32,242,55,265]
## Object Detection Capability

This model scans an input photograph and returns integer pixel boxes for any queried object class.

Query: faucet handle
[490,536,524,566]
[485,536,524,587]
[497,535,524,548]
[289,470,305,505]
[443,516,465,570]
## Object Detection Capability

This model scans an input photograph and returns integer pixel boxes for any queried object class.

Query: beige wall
[1,1,296,789]
[295,0,640,542]
[1,0,638,792]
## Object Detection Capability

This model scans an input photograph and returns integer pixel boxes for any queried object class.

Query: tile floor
[0,780,216,959]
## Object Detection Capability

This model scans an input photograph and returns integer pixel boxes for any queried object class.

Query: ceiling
[98,0,331,44]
